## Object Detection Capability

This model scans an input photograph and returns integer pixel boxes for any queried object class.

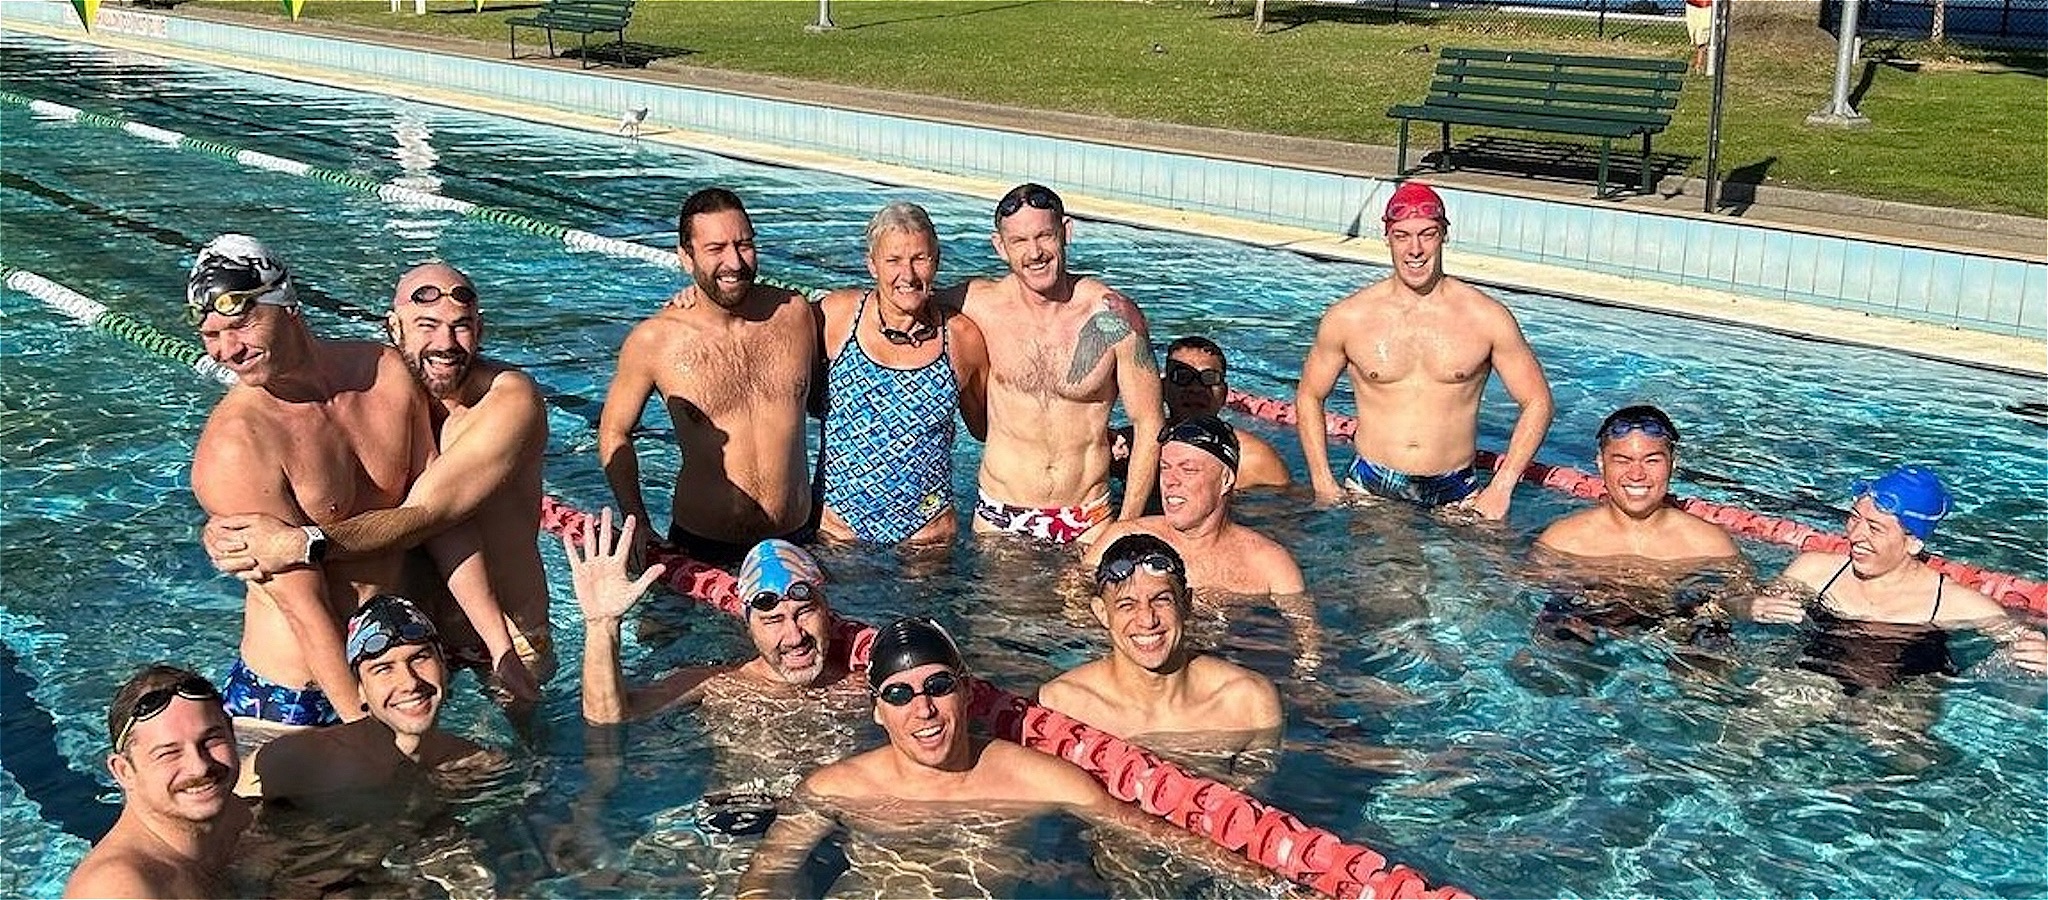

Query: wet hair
[1166,335,1227,371]
[106,664,213,747]
[864,201,939,254]
[677,187,749,248]
[1596,405,1681,447]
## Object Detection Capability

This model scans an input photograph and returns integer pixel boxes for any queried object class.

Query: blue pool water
[2,33,2044,898]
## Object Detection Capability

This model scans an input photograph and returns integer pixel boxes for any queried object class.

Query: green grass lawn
[196,1,2047,217]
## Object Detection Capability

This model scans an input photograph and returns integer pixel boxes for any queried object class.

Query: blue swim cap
[1851,465,1951,541]
[345,594,439,670]
[737,539,825,613]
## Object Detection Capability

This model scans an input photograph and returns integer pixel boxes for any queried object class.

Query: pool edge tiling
[1,1,2042,373]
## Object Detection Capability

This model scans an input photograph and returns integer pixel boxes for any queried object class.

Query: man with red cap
[1297,182,1553,520]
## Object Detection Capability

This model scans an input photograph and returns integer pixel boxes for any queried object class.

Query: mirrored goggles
[184,283,287,326]
[1095,552,1180,588]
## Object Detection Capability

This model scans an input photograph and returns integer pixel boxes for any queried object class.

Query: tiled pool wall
[11,1,2044,338]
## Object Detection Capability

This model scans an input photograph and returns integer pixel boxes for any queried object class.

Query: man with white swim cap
[1298,182,1553,519]
[200,261,548,702]
[187,234,444,737]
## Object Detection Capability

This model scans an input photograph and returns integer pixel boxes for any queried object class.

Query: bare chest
[1346,313,1491,385]
[985,304,1124,402]
[654,318,813,421]
[266,397,414,523]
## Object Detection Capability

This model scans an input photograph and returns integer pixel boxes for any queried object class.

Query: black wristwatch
[299,525,330,566]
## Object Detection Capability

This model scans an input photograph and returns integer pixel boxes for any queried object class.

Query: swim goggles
[1383,197,1446,225]
[874,670,962,707]
[1164,360,1225,387]
[1597,411,1680,444]
[346,617,436,669]
[748,580,818,612]
[1095,552,1183,588]
[113,676,221,751]
[409,283,477,305]
[878,317,937,347]
[184,281,290,325]
[995,184,1063,221]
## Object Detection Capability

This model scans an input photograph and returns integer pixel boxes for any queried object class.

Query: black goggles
[1164,360,1224,387]
[995,185,1063,221]
[347,619,435,668]
[880,319,938,347]
[1599,416,1678,444]
[409,283,477,305]
[748,580,818,612]
[114,676,220,751]
[874,670,962,707]
[1095,552,1181,588]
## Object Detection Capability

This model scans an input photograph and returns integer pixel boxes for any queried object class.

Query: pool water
[2,33,2044,899]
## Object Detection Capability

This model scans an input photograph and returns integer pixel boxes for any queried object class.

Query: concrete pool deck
[7,4,2042,375]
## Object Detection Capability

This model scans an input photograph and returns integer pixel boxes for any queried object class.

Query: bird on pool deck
[617,106,649,139]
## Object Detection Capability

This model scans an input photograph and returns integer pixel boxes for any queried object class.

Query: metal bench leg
[616,29,628,67]
[580,32,590,68]
[1640,132,1654,194]
[1439,122,1452,171]
[545,27,557,58]
[1397,120,1410,176]
[1596,138,1612,199]
[509,24,517,59]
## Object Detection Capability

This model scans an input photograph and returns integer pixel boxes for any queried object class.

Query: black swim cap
[867,616,965,689]
[1160,414,1240,472]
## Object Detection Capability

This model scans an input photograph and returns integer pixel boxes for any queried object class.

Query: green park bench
[508,0,636,69]
[1387,47,1686,198]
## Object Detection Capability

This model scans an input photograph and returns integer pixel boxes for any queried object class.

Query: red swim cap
[1382,181,1448,227]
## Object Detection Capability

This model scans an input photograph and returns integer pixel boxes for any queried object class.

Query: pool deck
[21,5,2047,375]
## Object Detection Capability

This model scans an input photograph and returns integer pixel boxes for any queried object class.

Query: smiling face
[1844,495,1919,577]
[867,226,940,316]
[747,591,833,687]
[991,205,1069,296]
[390,264,481,399]
[109,697,238,825]
[196,303,299,387]
[357,641,446,740]
[1384,218,1446,293]
[871,662,967,770]
[1159,441,1232,531]
[1093,568,1189,673]
[680,207,760,308]
[1597,431,1674,519]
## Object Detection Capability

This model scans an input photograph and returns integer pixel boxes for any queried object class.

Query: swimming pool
[2,32,2043,898]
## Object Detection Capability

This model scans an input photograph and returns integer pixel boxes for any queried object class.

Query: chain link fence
[1822,0,2048,52]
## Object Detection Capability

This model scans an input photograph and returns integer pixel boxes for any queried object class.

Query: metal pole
[1807,0,1870,126]
[1703,0,1731,212]
[805,0,836,32]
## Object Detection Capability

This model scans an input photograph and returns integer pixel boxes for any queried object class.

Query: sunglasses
[874,670,962,707]
[1095,552,1181,588]
[348,618,435,667]
[184,284,280,326]
[880,318,938,347]
[748,580,818,612]
[113,676,221,751]
[1164,360,1224,387]
[1598,417,1678,444]
[995,185,1063,221]
[409,283,477,305]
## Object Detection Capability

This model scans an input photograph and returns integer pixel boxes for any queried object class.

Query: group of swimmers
[63,180,2048,897]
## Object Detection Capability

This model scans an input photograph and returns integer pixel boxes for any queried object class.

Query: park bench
[1387,47,1686,198]
[508,0,635,69]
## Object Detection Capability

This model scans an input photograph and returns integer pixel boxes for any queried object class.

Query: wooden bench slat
[1442,47,1688,73]
[1419,97,1669,129]
[1389,104,1648,138]
[1427,80,1680,111]
[1436,63,1683,94]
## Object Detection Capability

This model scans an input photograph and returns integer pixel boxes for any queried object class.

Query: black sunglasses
[409,283,477,305]
[1164,360,1224,387]
[1095,552,1181,588]
[995,185,1063,221]
[114,676,221,751]
[875,670,962,707]
[749,580,818,612]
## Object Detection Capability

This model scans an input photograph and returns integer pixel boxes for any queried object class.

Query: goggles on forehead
[1598,415,1679,445]
[748,579,818,612]
[346,617,436,669]
[1164,360,1224,387]
[1095,552,1180,588]
[113,676,221,751]
[874,670,962,707]
[409,283,477,305]
[996,185,1063,221]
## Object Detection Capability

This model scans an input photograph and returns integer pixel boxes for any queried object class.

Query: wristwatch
[299,525,330,566]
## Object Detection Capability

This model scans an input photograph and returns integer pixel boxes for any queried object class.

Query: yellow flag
[281,0,307,19]
[71,0,100,30]
[474,0,486,11]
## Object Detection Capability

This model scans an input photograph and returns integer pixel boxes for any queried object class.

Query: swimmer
[202,262,549,700]
[1042,536,1282,779]
[1297,182,1553,518]
[944,183,1165,544]
[1112,336,1290,490]
[599,187,819,566]
[236,595,499,815]
[65,666,248,899]
[817,202,991,546]
[1752,465,2048,691]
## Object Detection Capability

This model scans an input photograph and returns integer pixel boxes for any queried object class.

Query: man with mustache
[66,666,248,899]
[600,187,820,565]
[235,595,495,812]
[201,262,549,698]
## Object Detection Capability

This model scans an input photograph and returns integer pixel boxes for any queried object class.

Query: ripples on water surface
[1,33,2043,898]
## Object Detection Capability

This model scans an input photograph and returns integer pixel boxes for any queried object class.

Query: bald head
[389,261,482,398]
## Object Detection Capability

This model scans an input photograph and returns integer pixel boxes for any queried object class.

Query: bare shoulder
[1671,510,1740,556]
[1535,507,1600,552]
[944,305,987,345]
[818,287,861,325]
[64,846,164,900]
[1780,551,1845,588]
[986,738,1101,802]
[1192,655,1281,726]
[799,748,881,801]
[1039,660,1112,714]
[1445,277,1524,329]
[1933,579,2010,625]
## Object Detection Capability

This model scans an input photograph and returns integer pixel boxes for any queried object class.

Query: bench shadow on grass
[559,40,695,68]
[1412,134,1696,199]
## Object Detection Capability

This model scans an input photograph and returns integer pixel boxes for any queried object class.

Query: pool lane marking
[0,90,819,299]
[0,264,1466,900]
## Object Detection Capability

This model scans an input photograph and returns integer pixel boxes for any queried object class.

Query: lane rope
[1,265,1470,900]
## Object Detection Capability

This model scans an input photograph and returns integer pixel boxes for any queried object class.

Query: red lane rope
[537,496,1470,900]
[1226,389,2048,617]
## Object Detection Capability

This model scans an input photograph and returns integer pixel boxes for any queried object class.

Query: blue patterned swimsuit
[820,292,958,544]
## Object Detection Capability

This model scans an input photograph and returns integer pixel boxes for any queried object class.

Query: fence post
[1703,0,1730,211]
[1807,0,1870,126]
